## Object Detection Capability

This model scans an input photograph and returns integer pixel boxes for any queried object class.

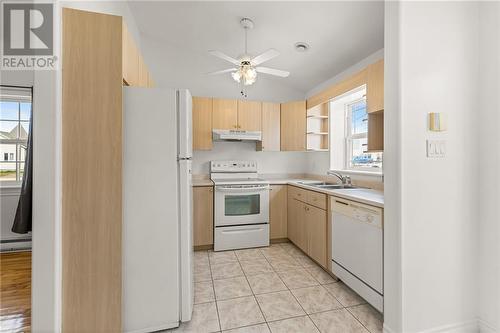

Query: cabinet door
[193,186,214,247]
[306,204,327,268]
[238,100,262,131]
[287,195,298,244]
[193,97,213,150]
[213,98,238,130]
[296,203,308,253]
[366,59,384,113]
[280,100,306,151]
[270,185,287,239]
[257,102,280,151]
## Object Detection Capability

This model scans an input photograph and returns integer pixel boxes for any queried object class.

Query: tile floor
[169,242,383,333]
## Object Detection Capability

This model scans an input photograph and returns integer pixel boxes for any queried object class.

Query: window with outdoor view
[329,85,382,173]
[345,98,383,171]
[0,87,32,183]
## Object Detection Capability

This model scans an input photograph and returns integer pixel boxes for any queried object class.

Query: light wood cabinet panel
[238,100,262,131]
[296,202,308,252]
[287,194,299,245]
[270,185,287,239]
[366,59,384,113]
[307,68,367,109]
[367,111,384,152]
[306,204,327,268]
[138,54,149,87]
[193,186,214,247]
[122,20,153,88]
[307,191,327,210]
[257,102,280,151]
[281,101,306,151]
[213,99,238,130]
[122,21,139,87]
[62,8,122,332]
[193,97,213,150]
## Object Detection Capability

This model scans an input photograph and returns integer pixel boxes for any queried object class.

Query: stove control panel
[211,160,257,173]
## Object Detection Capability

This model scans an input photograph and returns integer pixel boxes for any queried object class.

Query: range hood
[212,129,262,142]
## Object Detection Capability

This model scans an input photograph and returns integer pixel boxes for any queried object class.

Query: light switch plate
[427,140,446,158]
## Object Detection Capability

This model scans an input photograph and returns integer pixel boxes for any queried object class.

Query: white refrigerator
[123,87,194,332]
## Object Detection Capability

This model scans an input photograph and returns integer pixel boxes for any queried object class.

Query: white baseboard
[479,319,497,333]
[419,320,478,333]
[383,323,397,333]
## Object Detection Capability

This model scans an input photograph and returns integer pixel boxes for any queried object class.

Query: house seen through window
[0,87,32,183]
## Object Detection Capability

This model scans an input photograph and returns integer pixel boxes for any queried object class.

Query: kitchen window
[0,87,32,184]
[329,85,383,174]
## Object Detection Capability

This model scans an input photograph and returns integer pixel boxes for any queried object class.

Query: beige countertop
[192,175,213,187]
[262,174,384,208]
[192,174,384,207]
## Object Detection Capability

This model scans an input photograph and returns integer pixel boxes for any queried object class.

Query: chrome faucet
[327,171,351,186]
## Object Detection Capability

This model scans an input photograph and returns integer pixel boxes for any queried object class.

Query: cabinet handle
[209,188,213,193]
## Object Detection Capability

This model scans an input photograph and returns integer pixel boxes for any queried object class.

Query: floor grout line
[207,250,223,333]
[194,244,381,333]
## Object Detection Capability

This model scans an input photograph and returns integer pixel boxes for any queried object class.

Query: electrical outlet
[426,140,446,158]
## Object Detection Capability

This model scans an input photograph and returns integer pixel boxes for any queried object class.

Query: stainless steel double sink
[297,181,359,190]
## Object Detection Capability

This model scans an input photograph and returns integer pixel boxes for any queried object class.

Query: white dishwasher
[331,197,383,312]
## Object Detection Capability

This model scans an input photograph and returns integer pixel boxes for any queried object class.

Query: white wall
[478,2,499,332]
[386,2,479,332]
[383,1,402,332]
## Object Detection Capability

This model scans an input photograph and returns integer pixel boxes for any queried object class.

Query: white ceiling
[128,1,384,93]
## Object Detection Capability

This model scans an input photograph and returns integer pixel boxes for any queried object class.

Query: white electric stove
[210,161,270,251]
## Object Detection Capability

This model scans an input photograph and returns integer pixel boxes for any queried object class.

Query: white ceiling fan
[207,18,290,92]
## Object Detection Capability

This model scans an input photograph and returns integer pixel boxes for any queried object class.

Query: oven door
[215,184,270,227]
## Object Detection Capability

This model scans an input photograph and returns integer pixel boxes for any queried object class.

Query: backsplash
[192,141,310,174]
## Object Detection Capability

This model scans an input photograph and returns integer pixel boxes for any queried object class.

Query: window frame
[0,87,32,185]
[344,96,375,172]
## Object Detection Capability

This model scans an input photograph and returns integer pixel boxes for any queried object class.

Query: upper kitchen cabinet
[238,100,262,131]
[366,60,384,151]
[281,100,306,151]
[257,102,280,151]
[193,97,213,150]
[122,20,153,88]
[213,98,238,130]
[366,59,384,113]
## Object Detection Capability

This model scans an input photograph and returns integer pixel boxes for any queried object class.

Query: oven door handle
[216,185,270,192]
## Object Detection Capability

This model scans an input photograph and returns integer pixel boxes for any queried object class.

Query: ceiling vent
[294,42,310,52]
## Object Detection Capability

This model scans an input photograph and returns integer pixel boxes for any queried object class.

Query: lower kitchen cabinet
[193,186,214,248]
[287,186,328,268]
[306,204,327,267]
[270,185,288,240]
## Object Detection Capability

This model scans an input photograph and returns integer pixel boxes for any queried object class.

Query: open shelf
[306,115,329,119]
[306,103,329,151]
[307,132,328,135]
[307,148,329,152]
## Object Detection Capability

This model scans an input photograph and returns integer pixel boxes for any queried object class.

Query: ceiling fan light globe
[244,76,256,86]
[231,71,241,83]
[245,67,257,79]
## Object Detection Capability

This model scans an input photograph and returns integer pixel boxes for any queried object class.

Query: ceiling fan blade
[208,50,241,66]
[251,49,280,66]
[256,66,290,78]
[206,68,237,75]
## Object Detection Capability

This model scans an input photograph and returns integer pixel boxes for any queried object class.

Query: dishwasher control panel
[332,198,383,229]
